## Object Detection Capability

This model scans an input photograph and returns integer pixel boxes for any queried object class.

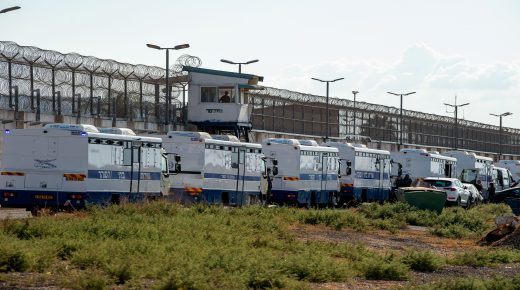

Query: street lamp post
[0,6,21,14]
[387,91,416,148]
[444,100,470,149]
[490,112,513,159]
[352,91,359,136]
[146,43,190,126]
[312,77,344,140]
[220,59,259,74]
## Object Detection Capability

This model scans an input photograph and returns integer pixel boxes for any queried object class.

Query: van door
[320,152,330,205]
[234,147,246,205]
[497,169,504,191]
[378,157,384,192]
[320,153,326,194]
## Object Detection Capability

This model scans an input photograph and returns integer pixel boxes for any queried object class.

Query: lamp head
[146,43,161,50]
[0,6,21,13]
[220,59,236,65]
[174,44,190,50]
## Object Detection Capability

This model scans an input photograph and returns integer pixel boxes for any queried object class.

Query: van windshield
[461,169,478,183]
[424,180,452,188]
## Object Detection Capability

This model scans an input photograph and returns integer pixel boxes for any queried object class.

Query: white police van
[497,160,520,183]
[442,150,493,191]
[492,165,514,191]
[162,131,264,205]
[325,142,391,204]
[261,138,339,207]
[0,124,167,212]
[391,149,457,181]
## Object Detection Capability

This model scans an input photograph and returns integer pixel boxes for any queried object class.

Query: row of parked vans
[0,124,517,211]
[392,148,517,196]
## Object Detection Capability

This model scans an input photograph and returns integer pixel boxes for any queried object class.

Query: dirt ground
[293,224,479,256]
[292,224,520,289]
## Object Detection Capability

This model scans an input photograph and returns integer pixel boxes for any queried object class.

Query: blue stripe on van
[87,170,161,180]
[0,189,161,209]
[168,188,261,205]
[354,171,390,180]
[299,174,339,181]
[203,173,261,181]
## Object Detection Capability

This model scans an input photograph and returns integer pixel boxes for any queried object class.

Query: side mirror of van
[272,166,278,176]
[346,160,352,176]
[272,159,278,166]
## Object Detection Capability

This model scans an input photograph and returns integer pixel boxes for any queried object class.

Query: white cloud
[265,44,520,125]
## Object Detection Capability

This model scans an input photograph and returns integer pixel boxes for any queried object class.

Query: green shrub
[280,254,351,283]
[358,202,438,230]
[359,257,409,281]
[298,210,341,226]
[247,267,286,289]
[430,207,492,238]
[3,220,45,240]
[297,209,369,231]
[332,243,373,262]
[401,250,442,272]
[449,249,520,267]
[359,202,415,220]
[0,251,29,272]
[371,218,406,233]
[427,274,520,290]
[404,210,438,227]
[108,263,133,285]
[56,242,79,260]
[66,270,109,290]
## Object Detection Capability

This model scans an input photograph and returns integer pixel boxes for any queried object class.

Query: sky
[2,0,520,126]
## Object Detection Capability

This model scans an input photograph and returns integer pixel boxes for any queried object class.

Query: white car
[462,183,484,207]
[423,177,471,207]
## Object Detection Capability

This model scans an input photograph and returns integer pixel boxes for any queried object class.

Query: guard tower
[183,66,263,141]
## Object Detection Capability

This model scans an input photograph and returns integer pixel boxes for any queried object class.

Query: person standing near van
[488,182,496,203]
[402,174,413,187]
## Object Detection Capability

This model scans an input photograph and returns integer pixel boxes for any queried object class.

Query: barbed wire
[248,86,520,134]
[0,41,201,122]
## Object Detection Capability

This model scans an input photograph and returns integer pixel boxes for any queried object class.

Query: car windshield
[424,180,452,188]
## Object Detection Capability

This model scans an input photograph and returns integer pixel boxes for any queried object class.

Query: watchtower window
[200,86,236,103]
[218,87,235,103]
[201,87,217,102]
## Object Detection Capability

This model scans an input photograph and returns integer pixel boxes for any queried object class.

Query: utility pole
[312,77,345,141]
[444,96,469,150]
[490,112,513,160]
[387,91,416,149]
[352,91,359,136]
